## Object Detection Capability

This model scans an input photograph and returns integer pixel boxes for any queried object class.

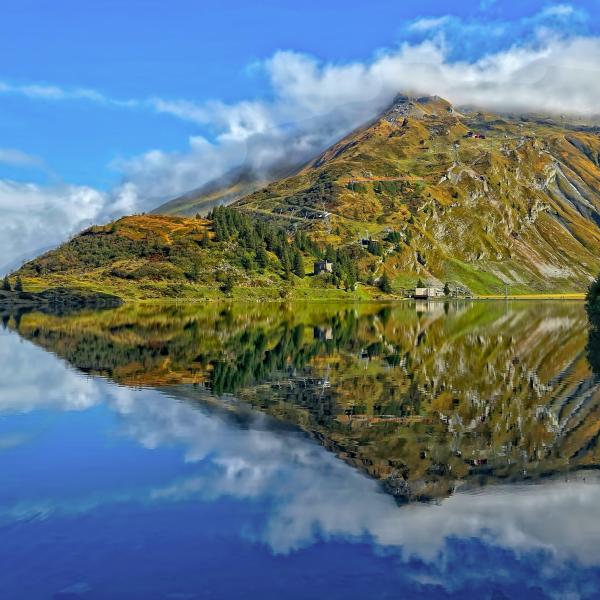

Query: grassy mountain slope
[234,95,600,294]
[11,94,600,299]
[12,211,386,300]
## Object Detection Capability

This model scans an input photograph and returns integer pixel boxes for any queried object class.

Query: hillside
[12,210,389,300]
[154,166,270,217]
[11,94,600,299]
[233,95,600,294]
[154,156,306,217]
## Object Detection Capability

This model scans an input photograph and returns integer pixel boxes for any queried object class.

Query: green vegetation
[229,95,600,294]
[14,210,390,301]
[379,271,393,294]
[587,273,600,320]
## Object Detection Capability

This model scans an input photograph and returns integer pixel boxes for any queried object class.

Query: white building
[414,287,445,299]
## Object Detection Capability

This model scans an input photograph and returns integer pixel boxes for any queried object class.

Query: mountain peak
[382,94,454,124]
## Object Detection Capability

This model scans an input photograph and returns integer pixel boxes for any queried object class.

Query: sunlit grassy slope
[13,95,600,298]
[14,213,382,300]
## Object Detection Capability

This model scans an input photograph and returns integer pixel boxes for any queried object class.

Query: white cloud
[0,148,45,169]
[0,80,139,107]
[0,180,109,272]
[540,3,576,18]
[408,16,452,32]
[0,330,103,413]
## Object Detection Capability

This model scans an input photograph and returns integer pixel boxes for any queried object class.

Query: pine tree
[444,282,451,296]
[325,244,336,263]
[14,277,23,292]
[293,251,305,278]
[379,272,392,294]
[221,274,235,295]
[2,276,10,291]
[280,249,292,275]
[417,278,424,288]
[256,245,268,269]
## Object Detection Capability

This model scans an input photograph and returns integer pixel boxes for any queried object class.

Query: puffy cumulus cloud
[120,27,600,205]
[0,177,154,273]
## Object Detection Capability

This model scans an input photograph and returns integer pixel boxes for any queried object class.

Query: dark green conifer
[293,251,305,278]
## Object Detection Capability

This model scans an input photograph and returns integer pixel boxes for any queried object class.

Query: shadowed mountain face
[6,300,599,503]
[153,166,272,218]
[225,95,600,293]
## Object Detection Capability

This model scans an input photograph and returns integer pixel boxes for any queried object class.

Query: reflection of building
[314,260,333,275]
[414,300,445,314]
[414,287,445,299]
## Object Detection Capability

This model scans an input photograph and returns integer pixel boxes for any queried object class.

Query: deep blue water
[1,309,600,599]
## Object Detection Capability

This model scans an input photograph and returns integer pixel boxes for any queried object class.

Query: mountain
[10,94,600,298]
[154,155,307,217]
[232,94,600,293]
[153,165,271,217]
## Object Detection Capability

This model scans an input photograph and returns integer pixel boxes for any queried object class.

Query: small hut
[314,259,333,275]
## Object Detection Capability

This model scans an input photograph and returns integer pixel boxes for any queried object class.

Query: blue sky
[1,0,597,189]
[1,0,600,270]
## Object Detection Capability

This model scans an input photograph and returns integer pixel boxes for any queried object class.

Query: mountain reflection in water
[5,300,600,503]
[1,300,600,598]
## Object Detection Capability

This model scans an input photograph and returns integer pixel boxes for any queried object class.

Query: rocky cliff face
[234,95,600,293]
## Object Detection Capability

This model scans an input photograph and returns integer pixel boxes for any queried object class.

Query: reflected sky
[1,304,600,599]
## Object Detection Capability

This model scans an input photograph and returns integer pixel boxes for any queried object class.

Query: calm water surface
[1,300,599,599]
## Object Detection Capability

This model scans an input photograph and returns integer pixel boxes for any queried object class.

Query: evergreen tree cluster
[209,206,319,278]
[1,276,22,292]
[322,244,359,290]
[587,274,600,321]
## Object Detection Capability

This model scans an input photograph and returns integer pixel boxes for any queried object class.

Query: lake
[1,300,599,599]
